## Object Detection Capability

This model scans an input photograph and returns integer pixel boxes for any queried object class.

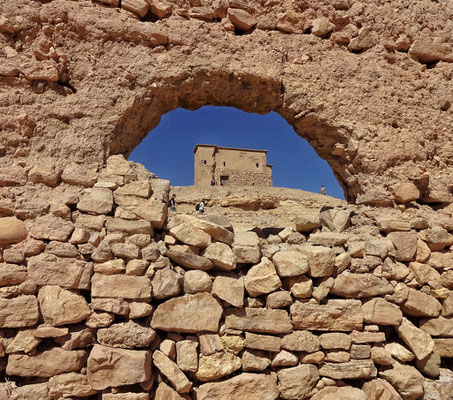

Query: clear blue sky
[129,106,344,199]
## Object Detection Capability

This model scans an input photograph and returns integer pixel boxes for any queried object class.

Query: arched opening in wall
[129,106,344,200]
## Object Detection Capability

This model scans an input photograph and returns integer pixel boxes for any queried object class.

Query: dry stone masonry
[1,156,453,399]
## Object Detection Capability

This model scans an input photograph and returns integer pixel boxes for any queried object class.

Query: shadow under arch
[106,69,357,202]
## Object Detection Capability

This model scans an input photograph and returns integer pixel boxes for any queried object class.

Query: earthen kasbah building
[194,144,273,187]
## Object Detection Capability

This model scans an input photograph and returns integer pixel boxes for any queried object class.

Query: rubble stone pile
[0,156,452,399]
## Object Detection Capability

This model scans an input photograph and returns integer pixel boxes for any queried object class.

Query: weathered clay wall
[195,145,272,187]
[1,156,453,399]
[1,0,453,204]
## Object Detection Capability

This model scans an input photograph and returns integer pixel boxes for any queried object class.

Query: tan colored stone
[319,359,377,379]
[410,261,442,288]
[0,263,27,286]
[75,214,107,231]
[281,330,319,353]
[362,298,402,326]
[153,350,191,393]
[362,379,403,400]
[105,217,152,235]
[212,274,244,307]
[126,259,149,275]
[87,344,151,390]
[7,347,87,377]
[196,372,279,400]
[442,291,453,316]
[416,238,431,263]
[4,382,50,400]
[379,363,424,400]
[228,8,257,31]
[225,307,292,334]
[371,347,393,366]
[288,275,313,298]
[49,372,97,398]
[91,273,152,299]
[203,242,235,270]
[170,223,211,248]
[408,40,453,63]
[77,187,113,214]
[0,295,39,328]
[97,320,156,349]
[266,290,292,308]
[178,214,234,245]
[424,227,453,251]
[385,342,415,362]
[167,249,213,270]
[221,335,244,354]
[198,333,224,355]
[54,325,96,350]
[30,215,74,241]
[291,299,363,331]
[351,331,386,344]
[278,364,319,400]
[103,393,149,400]
[86,311,114,328]
[390,182,420,203]
[196,351,242,381]
[244,257,282,296]
[0,217,27,244]
[151,292,223,333]
[6,329,41,353]
[92,297,130,315]
[325,350,350,362]
[272,250,309,277]
[386,231,417,261]
[115,180,151,197]
[176,339,198,373]
[28,253,93,290]
[242,349,271,371]
[299,351,325,364]
[34,324,68,338]
[401,288,441,317]
[46,240,78,258]
[434,338,453,357]
[113,194,167,228]
[245,332,281,352]
[28,164,60,186]
[313,387,368,400]
[146,0,172,19]
[61,164,97,187]
[38,286,90,326]
[94,259,125,275]
[420,316,453,337]
[271,350,298,367]
[151,267,182,299]
[308,231,348,246]
[128,302,153,319]
[294,213,321,232]
[183,269,212,294]
[396,317,434,360]
[155,382,185,400]
[233,231,261,264]
[299,245,335,277]
[319,333,351,350]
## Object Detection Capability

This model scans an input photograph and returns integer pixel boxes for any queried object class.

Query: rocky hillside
[170,185,346,232]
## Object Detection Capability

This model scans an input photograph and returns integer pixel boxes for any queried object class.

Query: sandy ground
[169,186,347,232]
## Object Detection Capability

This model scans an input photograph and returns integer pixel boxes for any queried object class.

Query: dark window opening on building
[203,160,206,164]
[256,163,259,168]
[223,161,226,167]
[220,175,229,186]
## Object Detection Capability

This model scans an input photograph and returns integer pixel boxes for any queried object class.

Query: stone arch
[1,0,453,206]
[108,70,353,199]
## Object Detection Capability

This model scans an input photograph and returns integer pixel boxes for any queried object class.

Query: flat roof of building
[193,144,268,154]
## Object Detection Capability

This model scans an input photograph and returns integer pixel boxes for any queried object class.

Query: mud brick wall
[0,156,452,399]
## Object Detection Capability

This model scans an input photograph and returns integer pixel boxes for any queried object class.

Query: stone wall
[1,156,453,399]
[1,0,453,204]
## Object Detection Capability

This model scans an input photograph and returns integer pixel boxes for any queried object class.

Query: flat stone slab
[91,273,152,300]
[196,372,279,400]
[225,307,292,334]
[151,293,223,333]
[331,273,394,298]
[291,299,363,331]
[319,360,377,380]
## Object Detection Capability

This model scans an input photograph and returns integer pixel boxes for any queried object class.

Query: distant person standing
[320,185,326,195]
[168,194,176,212]
[198,200,205,214]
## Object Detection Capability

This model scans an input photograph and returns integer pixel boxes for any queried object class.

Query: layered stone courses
[1,155,453,398]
